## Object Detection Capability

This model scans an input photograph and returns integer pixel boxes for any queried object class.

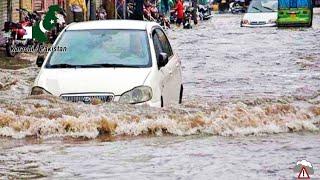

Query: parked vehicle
[2,8,40,57]
[183,0,199,25]
[31,20,183,107]
[277,0,313,27]
[241,0,278,27]
[229,1,246,14]
[199,4,212,20]
[184,6,194,28]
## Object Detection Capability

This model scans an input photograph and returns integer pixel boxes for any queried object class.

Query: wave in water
[0,95,319,139]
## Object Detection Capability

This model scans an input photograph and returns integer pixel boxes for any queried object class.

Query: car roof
[66,20,159,31]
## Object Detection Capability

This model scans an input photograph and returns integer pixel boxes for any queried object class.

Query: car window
[279,0,311,8]
[248,0,278,12]
[46,29,151,68]
[155,29,173,58]
[152,31,163,61]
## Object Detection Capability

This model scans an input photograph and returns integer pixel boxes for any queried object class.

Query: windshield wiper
[262,6,275,11]
[252,6,263,12]
[48,63,141,68]
[85,63,140,68]
[48,64,80,68]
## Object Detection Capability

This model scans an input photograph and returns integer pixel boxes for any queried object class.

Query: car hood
[243,12,277,22]
[35,68,152,96]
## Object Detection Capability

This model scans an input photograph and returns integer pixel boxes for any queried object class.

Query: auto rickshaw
[277,0,313,27]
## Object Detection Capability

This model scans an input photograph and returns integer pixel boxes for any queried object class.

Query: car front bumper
[59,94,161,107]
[277,18,311,27]
[241,23,277,27]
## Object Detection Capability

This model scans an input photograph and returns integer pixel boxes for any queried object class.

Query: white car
[31,20,183,107]
[241,0,278,27]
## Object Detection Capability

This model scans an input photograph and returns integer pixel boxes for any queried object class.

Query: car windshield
[46,29,151,68]
[279,0,312,8]
[247,0,278,13]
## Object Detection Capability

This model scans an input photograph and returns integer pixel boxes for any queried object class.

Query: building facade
[0,0,122,39]
[0,0,67,27]
[0,1,8,33]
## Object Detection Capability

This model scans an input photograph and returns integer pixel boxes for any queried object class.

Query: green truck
[277,0,313,27]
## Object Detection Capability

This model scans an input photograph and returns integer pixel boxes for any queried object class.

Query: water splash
[0,95,319,139]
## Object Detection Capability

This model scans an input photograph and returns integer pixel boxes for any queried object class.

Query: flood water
[0,13,320,179]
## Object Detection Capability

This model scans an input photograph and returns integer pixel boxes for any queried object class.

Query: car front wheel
[5,40,17,57]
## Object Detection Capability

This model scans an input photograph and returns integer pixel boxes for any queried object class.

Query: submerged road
[0,13,319,179]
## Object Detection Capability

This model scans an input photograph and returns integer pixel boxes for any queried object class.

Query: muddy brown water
[0,13,319,179]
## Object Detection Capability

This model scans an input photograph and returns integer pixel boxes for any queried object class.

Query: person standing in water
[69,0,87,22]
[175,0,184,26]
[134,0,144,20]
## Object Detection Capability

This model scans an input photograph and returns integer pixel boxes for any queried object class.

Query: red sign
[298,167,310,179]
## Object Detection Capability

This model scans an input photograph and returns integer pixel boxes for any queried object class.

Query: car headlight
[30,86,51,95]
[242,19,249,24]
[268,19,276,24]
[119,86,152,104]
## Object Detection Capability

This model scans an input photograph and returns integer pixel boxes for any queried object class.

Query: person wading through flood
[69,0,87,22]
[175,0,184,27]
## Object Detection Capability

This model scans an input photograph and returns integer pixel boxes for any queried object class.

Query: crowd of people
[67,0,202,27]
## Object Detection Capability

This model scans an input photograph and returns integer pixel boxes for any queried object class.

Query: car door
[154,28,182,105]
[152,29,170,106]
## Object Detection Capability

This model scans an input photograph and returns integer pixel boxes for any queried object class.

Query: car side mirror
[36,55,45,67]
[158,52,168,69]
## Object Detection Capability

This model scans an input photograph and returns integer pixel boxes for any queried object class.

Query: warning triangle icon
[298,167,310,179]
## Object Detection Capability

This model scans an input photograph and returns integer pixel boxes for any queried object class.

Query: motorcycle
[183,6,193,29]
[2,8,40,57]
[198,4,212,21]
[229,2,246,14]
[185,4,198,27]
